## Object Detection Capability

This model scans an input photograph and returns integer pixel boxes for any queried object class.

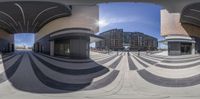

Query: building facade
[0,1,102,59]
[96,29,124,51]
[1,0,198,56]
[96,29,158,51]
[161,4,200,56]
[130,32,158,51]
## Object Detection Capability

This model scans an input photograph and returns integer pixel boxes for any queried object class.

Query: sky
[14,33,35,47]
[98,3,162,39]
[14,3,163,48]
[91,2,163,48]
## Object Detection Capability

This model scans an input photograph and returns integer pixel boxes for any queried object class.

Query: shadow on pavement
[1,50,110,94]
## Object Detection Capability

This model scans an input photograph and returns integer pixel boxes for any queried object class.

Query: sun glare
[96,19,109,27]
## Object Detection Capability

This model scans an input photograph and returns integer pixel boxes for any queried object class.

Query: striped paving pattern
[1,51,200,98]
[0,51,122,92]
[130,52,200,87]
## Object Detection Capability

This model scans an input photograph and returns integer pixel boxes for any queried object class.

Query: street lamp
[138,35,140,56]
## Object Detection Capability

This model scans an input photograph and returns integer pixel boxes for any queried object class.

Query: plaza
[1,50,200,99]
[1,0,200,99]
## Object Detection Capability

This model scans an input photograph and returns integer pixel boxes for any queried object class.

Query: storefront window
[54,39,70,57]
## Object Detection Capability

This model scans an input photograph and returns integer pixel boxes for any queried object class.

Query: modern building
[0,0,200,56]
[130,32,158,51]
[96,29,124,50]
[123,32,132,47]
[161,7,200,56]
[0,1,102,59]
[96,29,158,51]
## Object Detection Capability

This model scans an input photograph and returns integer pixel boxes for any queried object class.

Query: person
[138,50,140,56]
[127,50,130,56]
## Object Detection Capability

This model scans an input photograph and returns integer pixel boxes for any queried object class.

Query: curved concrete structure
[1,0,200,57]
[0,1,72,33]
[2,0,200,98]
[33,4,99,59]
[0,1,100,59]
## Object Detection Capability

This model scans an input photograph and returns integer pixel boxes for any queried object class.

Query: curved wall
[35,5,99,41]
[161,9,200,38]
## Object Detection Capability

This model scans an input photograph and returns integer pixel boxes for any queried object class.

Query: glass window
[54,39,70,57]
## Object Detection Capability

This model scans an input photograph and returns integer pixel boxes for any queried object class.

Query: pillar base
[164,35,196,56]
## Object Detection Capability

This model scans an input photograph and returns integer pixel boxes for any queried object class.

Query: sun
[96,19,109,27]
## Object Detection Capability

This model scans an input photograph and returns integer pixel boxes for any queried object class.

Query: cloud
[99,16,140,28]
[14,33,34,47]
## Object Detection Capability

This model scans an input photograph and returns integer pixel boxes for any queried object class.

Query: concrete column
[9,43,12,52]
[192,43,195,55]
[161,9,188,37]
[161,9,200,38]
[50,41,54,56]
[161,9,200,56]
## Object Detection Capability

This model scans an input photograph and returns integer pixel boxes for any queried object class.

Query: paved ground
[153,51,168,56]
[0,50,200,99]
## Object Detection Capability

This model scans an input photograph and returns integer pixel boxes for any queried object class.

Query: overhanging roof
[181,3,200,27]
[49,33,104,43]
[48,28,104,43]
[160,35,196,44]
[0,1,72,33]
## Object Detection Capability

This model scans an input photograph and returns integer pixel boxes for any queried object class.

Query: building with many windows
[96,29,124,50]
[129,32,158,51]
[96,29,158,51]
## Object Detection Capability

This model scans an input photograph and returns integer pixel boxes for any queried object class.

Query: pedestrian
[128,51,130,56]
[138,50,140,56]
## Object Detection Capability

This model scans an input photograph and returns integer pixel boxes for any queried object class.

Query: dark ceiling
[181,3,200,27]
[0,1,71,33]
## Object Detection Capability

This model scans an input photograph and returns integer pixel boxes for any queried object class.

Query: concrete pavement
[0,51,200,98]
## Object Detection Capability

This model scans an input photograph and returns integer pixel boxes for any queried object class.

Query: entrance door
[181,43,192,55]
